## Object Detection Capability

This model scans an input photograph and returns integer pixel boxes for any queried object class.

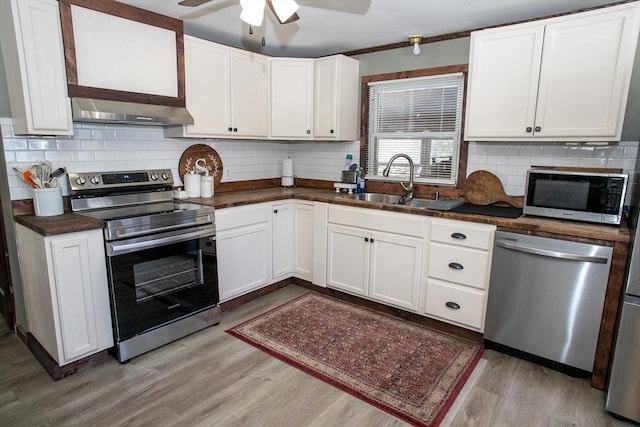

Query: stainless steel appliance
[69,169,219,362]
[606,206,640,421]
[523,169,627,225]
[485,231,613,373]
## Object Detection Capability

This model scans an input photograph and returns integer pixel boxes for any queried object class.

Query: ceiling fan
[178,0,300,25]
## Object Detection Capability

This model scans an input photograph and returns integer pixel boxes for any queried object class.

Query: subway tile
[44,151,73,162]
[81,140,106,151]
[578,158,608,168]
[28,139,58,151]
[3,138,27,150]
[15,151,46,163]
[57,140,83,151]
[567,146,595,158]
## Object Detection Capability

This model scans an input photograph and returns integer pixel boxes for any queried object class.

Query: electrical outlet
[225,168,231,178]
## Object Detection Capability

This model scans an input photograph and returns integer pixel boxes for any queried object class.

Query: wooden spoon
[463,170,524,208]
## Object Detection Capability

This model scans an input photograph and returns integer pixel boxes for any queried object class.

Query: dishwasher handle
[495,240,609,264]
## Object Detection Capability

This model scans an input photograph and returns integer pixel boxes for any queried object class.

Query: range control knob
[75,176,86,186]
[161,172,170,181]
[150,173,159,181]
[90,175,101,185]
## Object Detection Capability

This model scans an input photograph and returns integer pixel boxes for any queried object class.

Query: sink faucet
[382,153,414,204]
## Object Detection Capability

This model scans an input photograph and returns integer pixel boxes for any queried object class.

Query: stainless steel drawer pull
[446,301,461,310]
[448,262,464,270]
[451,232,467,240]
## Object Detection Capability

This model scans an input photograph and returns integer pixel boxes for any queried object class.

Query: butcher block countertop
[14,187,631,243]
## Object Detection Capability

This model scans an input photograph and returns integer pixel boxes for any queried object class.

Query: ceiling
[119,0,627,57]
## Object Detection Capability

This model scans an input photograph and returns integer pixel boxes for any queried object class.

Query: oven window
[134,253,203,303]
[107,236,218,341]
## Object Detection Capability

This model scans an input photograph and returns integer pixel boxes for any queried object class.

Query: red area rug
[227,292,484,426]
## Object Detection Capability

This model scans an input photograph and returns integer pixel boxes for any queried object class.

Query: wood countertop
[15,186,631,244]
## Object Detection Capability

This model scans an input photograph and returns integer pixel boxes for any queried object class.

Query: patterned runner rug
[227,292,484,426]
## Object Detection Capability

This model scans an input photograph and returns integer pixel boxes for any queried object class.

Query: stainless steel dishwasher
[484,231,613,373]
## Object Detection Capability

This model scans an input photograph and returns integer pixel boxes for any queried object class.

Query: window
[366,72,464,185]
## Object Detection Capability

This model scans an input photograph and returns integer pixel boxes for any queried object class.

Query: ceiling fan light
[271,0,299,22]
[240,0,266,26]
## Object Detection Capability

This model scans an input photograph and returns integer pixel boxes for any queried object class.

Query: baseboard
[27,333,110,381]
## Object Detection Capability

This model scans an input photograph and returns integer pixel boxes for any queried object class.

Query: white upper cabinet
[0,0,73,136]
[314,55,359,141]
[167,36,269,138]
[465,2,640,141]
[270,58,314,139]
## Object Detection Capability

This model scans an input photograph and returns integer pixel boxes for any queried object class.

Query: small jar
[200,175,214,198]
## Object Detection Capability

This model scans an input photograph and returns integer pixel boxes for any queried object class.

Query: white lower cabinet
[216,203,272,302]
[424,219,496,331]
[326,206,425,312]
[16,225,112,365]
[216,200,314,302]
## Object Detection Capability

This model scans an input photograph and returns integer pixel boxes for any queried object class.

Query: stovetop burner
[69,169,215,242]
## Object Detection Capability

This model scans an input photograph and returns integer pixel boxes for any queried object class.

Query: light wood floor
[0,285,634,426]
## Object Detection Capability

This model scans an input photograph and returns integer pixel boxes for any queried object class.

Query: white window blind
[367,72,464,185]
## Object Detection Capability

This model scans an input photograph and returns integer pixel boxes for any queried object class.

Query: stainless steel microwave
[523,169,627,225]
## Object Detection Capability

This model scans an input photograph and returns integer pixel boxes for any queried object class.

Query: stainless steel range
[69,169,219,362]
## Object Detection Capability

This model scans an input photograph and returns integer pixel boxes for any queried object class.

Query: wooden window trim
[360,64,469,198]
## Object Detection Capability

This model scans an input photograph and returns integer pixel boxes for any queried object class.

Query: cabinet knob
[306,130,311,134]
[364,237,369,242]
[448,262,464,270]
[526,127,532,133]
[451,232,466,240]
[445,301,461,310]
[330,129,335,134]
[370,238,374,243]
[535,126,541,132]
[233,128,238,132]
[228,127,233,132]
[273,209,278,214]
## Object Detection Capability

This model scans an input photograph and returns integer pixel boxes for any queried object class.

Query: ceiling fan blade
[266,0,300,24]
[178,0,214,7]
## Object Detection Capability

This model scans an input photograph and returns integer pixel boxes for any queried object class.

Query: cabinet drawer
[216,203,270,232]
[430,219,495,250]
[425,279,486,330]
[328,205,425,238]
[428,243,490,289]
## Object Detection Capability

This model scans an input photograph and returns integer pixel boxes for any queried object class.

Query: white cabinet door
[293,202,314,280]
[465,23,544,139]
[326,225,370,297]
[49,233,106,362]
[534,6,640,139]
[465,2,640,141]
[369,232,423,311]
[0,0,72,135]
[180,36,231,137]
[217,222,271,302]
[314,55,359,141]
[231,50,270,137]
[270,58,314,139]
[272,202,293,279]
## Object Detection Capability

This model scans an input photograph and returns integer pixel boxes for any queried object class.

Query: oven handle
[107,227,215,256]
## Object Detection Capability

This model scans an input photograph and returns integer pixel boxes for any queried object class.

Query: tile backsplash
[1,118,359,200]
[467,140,640,202]
[2,117,639,205]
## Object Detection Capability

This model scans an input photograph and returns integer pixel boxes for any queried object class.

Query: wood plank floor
[0,285,634,426]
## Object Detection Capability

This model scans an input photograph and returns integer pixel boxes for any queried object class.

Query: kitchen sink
[342,193,441,210]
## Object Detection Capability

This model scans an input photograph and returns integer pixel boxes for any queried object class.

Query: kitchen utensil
[49,167,67,180]
[22,170,40,188]
[463,170,524,208]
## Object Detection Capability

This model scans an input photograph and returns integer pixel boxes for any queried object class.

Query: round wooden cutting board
[463,170,524,208]
[178,144,223,188]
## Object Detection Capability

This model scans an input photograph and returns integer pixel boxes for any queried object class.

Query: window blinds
[367,72,464,185]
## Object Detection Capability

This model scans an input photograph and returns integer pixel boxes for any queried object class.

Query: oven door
[106,225,218,342]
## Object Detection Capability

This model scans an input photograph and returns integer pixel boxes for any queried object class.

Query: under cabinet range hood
[71,98,194,126]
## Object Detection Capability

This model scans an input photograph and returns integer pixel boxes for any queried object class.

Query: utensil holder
[184,173,201,198]
[33,187,64,217]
